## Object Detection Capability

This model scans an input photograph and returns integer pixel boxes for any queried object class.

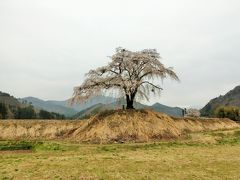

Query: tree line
[215,106,240,121]
[0,102,65,119]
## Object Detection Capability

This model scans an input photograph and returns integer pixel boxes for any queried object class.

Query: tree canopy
[71,48,179,109]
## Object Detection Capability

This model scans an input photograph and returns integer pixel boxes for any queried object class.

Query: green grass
[0,129,240,179]
[0,141,79,152]
[0,141,33,151]
[215,129,240,145]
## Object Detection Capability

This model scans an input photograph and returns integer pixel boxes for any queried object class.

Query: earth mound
[71,110,239,143]
[0,110,239,143]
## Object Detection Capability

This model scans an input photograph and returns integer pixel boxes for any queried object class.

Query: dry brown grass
[0,128,240,179]
[1,129,240,180]
[0,110,239,143]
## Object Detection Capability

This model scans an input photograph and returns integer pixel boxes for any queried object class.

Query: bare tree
[70,48,179,109]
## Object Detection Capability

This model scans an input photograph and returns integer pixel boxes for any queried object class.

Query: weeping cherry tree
[70,48,179,109]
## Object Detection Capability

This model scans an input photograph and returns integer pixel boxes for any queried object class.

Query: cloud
[0,0,239,107]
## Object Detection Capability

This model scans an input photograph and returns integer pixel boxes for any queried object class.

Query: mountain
[21,97,77,117]
[48,95,116,111]
[72,98,146,119]
[151,103,183,117]
[200,85,240,116]
[0,91,22,118]
[21,95,183,119]
[21,95,116,117]
[74,99,184,119]
[0,92,66,119]
[72,103,106,119]
[0,91,21,107]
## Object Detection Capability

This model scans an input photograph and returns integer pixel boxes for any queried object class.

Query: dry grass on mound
[0,110,239,143]
[0,120,84,140]
[71,110,239,143]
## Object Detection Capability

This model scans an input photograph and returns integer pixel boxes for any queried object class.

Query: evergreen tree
[39,110,53,119]
[0,103,7,119]
[15,105,36,119]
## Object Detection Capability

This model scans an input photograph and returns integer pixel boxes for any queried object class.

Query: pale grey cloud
[0,0,240,108]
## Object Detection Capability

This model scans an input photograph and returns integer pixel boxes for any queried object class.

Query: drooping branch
[140,81,163,90]
[70,47,179,109]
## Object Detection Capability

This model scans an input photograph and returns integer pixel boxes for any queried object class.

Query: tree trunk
[126,94,135,109]
[126,99,134,109]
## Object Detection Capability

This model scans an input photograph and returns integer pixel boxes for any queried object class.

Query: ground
[0,128,240,180]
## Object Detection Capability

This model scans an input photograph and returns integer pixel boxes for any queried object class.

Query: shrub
[215,106,240,121]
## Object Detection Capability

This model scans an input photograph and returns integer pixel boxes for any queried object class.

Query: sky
[0,0,240,108]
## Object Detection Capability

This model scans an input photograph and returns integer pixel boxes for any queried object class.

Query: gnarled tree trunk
[126,99,134,109]
[126,92,136,109]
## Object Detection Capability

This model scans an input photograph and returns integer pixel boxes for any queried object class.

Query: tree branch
[140,81,163,90]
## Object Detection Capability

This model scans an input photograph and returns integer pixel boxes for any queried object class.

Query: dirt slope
[0,110,239,143]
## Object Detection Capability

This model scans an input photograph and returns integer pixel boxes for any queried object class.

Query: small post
[182,108,187,117]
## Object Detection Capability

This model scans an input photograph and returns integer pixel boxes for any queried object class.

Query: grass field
[1,128,240,180]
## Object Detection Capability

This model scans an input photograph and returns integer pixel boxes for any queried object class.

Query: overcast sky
[0,0,240,108]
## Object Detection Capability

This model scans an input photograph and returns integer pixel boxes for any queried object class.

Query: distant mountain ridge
[0,91,22,118]
[200,85,240,116]
[21,96,116,117]
[22,95,184,118]
[0,91,21,107]
[20,97,78,117]
[151,103,184,117]
[47,96,116,112]
[0,92,67,119]
[73,99,184,119]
